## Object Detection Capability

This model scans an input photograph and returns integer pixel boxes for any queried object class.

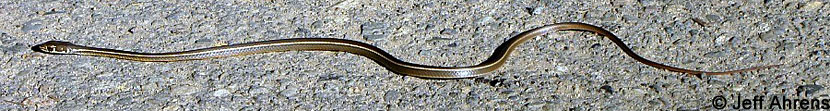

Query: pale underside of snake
[32,22,780,79]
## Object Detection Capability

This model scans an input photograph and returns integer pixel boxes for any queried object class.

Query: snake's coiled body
[32,22,779,79]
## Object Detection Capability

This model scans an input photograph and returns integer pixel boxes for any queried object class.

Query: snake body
[32,22,778,78]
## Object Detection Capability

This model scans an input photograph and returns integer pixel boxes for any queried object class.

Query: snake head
[32,41,78,55]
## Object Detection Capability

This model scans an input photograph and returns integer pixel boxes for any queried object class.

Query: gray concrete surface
[1,0,827,110]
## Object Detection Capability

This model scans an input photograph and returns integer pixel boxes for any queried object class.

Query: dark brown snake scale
[33,22,779,79]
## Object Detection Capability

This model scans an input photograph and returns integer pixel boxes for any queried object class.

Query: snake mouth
[30,44,46,53]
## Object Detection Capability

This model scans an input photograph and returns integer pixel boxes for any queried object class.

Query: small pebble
[280,87,299,97]
[361,22,390,40]
[440,28,458,35]
[797,84,824,95]
[705,14,723,23]
[526,102,546,109]
[172,85,200,95]
[801,1,824,11]
[41,10,66,15]
[665,5,688,14]
[22,96,56,107]
[162,105,181,111]
[165,12,183,20]
[555,66,568,72]
[476,17,494,25]
[623,15,639,22]
[250,87,271,95]
[651,82,665,93]
[213,89,231,97]
[21,19,43,32]
[424,24,435,30]
[331,0,358,9]
[648,100,661,105]
[116,97,133,105]
[601,85,614,94]
[731,85,745,91]
[715,35,733,45]
[527,6,545,15]
[639,0,661,5]
[446,42,458,47]
[703,51,725,58]
[500,89,517,96]
[384,90,400,101]
[312,20,325,28]
[295,28,310,35]
[127,27,144,34]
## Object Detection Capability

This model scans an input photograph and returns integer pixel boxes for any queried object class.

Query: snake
[32,22,779,79]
